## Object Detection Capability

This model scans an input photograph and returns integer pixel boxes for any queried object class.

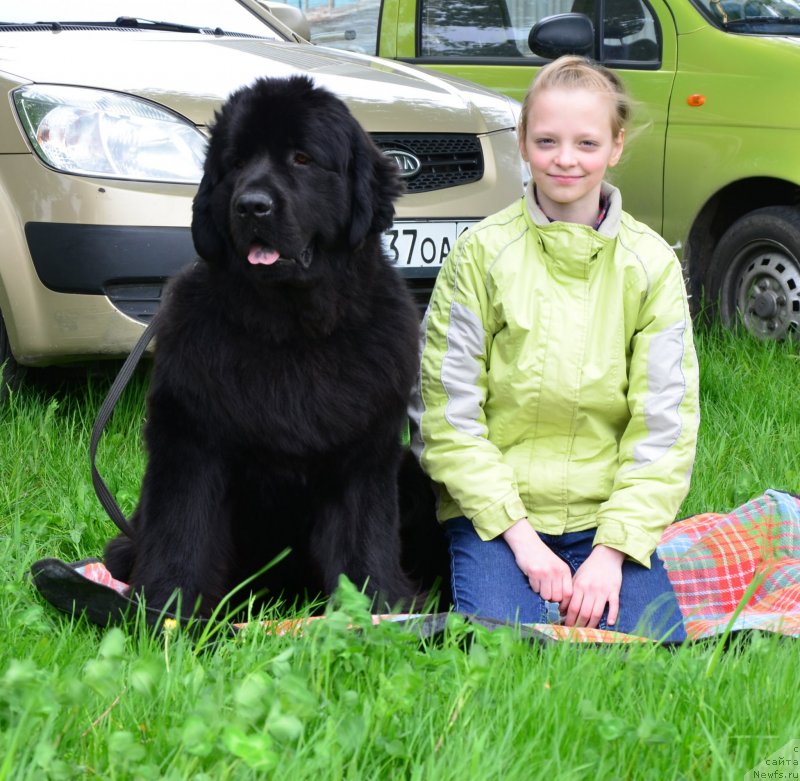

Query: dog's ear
[191,168,228,264]
[191,98,241,265]
[348,121,404,248]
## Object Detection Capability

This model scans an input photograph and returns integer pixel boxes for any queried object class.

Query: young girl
[412,56,699,641]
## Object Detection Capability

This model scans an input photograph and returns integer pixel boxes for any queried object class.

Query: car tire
[708,205,800,340]
[0,310,23,399]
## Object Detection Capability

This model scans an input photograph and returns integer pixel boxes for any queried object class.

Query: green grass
[1,325,799,780]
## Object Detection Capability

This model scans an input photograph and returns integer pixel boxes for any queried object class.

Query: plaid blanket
[69,559,649,644]
[32,489,800,643]
[657,489,800,639]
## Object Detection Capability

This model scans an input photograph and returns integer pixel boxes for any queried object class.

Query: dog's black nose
[235,191,273,219]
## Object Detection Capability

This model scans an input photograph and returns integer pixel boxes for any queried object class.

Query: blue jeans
[446,517,686,643]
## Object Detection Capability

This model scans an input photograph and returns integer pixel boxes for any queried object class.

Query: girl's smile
[548,174,584,184]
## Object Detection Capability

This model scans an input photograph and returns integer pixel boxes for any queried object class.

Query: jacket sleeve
[592,252,700,566]
[412,235,528,540]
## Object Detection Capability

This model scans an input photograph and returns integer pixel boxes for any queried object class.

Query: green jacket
[412,183,700,567]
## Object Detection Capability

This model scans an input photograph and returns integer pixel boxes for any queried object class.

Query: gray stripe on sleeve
[442,301,486,437]
[632,320,687,468]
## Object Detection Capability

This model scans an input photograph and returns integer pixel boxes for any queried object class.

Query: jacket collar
[524,180,622,238]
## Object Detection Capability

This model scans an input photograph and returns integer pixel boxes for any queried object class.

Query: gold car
[0,0,524,388]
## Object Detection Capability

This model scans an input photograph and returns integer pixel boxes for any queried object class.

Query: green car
[290,0,800,340]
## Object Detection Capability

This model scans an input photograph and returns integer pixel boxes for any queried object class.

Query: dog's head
[191,75,403,279]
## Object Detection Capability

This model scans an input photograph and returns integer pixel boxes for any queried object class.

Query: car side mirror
[256,1,311,41]
[528,13,595,60]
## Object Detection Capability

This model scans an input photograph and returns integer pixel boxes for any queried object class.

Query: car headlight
[13,85,207,183]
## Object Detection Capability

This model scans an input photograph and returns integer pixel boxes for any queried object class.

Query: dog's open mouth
[247,245,312,270]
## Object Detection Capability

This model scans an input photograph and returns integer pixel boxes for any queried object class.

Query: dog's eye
[293,152,311,166]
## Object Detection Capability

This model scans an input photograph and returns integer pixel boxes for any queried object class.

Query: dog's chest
[203,329,392,444]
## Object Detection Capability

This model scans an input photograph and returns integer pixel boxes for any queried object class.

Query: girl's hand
[502,519,573,605]
[563,544,625,629]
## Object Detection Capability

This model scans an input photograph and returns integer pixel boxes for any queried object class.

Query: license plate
[383,221,476,268]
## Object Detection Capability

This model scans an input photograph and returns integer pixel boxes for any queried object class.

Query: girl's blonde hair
[520,55,632,138]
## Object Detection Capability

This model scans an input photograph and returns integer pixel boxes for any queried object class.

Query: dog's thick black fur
[104,76,446,618]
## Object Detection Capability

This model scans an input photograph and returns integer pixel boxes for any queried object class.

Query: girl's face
[519,86,624,225]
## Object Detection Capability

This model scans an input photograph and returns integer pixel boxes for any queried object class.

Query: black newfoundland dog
[104,76,444,618]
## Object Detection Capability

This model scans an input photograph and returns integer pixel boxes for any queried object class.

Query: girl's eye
[293,151,311,165]
[534,138,554,146]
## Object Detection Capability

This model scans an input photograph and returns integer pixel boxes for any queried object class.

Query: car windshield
[693,0,800,31]
[0,0,284,39]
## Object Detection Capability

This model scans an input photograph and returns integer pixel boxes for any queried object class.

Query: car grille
[371,134,483,193]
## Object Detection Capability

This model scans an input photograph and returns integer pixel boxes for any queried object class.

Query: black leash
[90,317,158,539]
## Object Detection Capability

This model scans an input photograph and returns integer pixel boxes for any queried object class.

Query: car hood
[0,32,517,134]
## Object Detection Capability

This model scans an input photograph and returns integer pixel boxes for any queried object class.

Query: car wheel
[709,206,800,340]
[0,310,22,399]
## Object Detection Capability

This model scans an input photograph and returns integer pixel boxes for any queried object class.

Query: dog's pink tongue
[248,247,280,265]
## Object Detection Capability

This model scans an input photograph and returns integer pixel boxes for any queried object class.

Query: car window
[574,0,660,63]
[1,0,285,38]
[301,0,382,54]
[419,0,660,64]
[691,0,800,27]
[420,0,528,56]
